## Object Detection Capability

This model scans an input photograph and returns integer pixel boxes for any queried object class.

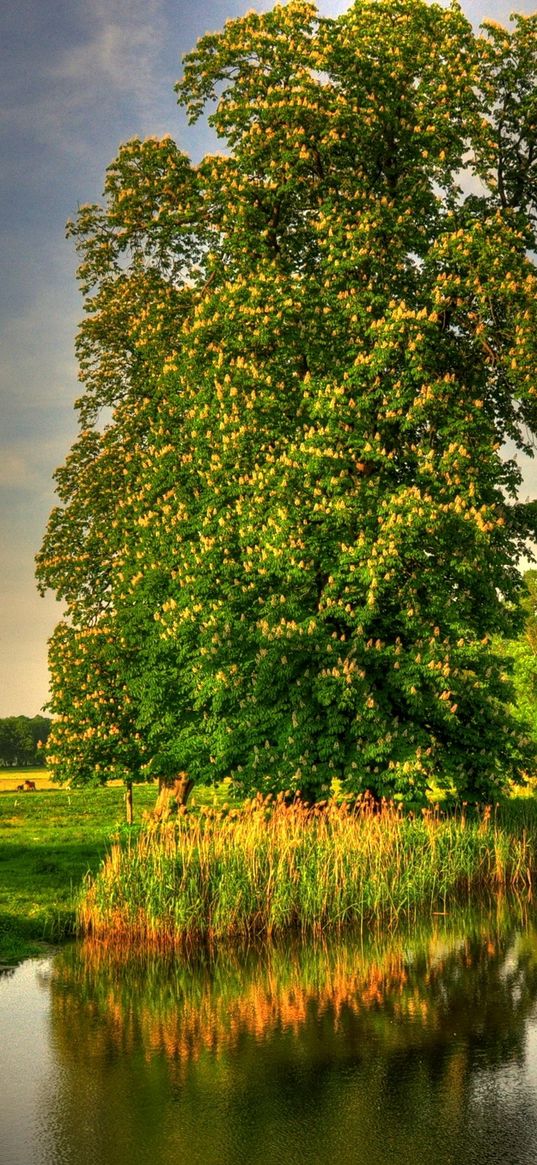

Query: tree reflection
[39,901,537,1165]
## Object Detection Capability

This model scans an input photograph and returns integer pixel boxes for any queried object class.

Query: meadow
[0,769,57,792]
[3,770,537,964]
[0,773,244,963]
[0,780,140,963]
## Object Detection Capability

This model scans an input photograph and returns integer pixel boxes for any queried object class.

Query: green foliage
[502,571,537,755]
[0,716,51,768]
[37,1,537,802]
[45,621,151,786]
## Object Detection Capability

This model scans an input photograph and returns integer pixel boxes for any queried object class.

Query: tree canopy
[37,0,537,802]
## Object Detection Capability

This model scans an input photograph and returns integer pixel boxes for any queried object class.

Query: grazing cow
[23,779,37,791]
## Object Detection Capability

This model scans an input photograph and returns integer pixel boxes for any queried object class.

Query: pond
[3,901,537,1165]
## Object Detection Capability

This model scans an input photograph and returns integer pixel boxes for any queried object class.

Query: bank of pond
[3,899,537,1165]
[2,784,537,963]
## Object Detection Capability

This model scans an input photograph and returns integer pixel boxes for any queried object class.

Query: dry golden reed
[79,795,535,947]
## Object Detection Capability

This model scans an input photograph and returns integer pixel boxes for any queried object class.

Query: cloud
[48,0,171,135]
[463,0,536,25]
[512,452,537,501]
[0,450,42,492]
[0,585,61,716]
[0,280,78,411]
[0,0,174,172]
[0,436,72,495]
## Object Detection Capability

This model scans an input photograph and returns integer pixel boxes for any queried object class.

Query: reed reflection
[40,902,537,1165]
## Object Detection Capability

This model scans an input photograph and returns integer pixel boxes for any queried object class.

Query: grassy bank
[0,783,157,963]
[80,795,537,948]
[0,777,240,964]
[4,780,537,964]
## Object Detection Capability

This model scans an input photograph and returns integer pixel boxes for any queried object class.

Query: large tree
[36,138,201,802]
[38,0,537,803]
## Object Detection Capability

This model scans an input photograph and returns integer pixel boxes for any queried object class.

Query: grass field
[0,769,58,792]
[0,775,238,964]
[0,780,158,964]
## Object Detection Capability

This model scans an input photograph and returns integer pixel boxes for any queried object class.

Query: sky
[0,0,535,719]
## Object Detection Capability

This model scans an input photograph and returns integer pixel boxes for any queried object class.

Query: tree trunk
[153,772,194,820]
[125,780,134,825]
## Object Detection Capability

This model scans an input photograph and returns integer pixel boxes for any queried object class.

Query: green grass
[0,783,159,963]
[0,778,244,964]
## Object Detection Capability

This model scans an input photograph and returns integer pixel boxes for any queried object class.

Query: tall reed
[79,795,536,947]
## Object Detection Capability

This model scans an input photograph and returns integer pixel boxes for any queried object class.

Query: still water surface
[3,903,537,1165]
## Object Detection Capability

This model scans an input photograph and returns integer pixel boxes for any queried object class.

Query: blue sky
[0,0,535,717]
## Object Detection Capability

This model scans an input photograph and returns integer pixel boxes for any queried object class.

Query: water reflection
[8,902,537,1165]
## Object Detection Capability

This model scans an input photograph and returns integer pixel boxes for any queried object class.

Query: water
[3,903,537,1165]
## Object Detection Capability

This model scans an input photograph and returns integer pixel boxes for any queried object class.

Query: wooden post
[125,780,134,825]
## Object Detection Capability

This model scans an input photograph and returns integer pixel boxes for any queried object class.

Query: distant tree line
[0,716,51,768]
